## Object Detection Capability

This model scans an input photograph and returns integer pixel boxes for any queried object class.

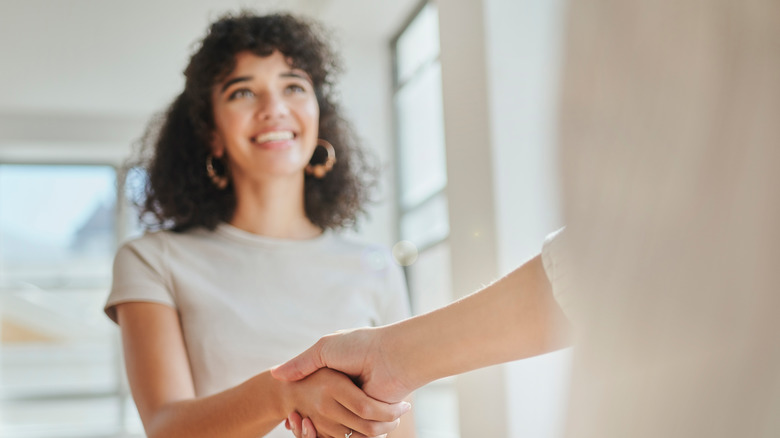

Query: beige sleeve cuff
[541,227,575,322]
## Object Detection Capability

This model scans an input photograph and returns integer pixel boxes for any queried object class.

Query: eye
[285,83,307,95]
[228,88,254,100]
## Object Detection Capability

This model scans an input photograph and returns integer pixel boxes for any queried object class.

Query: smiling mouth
[253,131,295,144]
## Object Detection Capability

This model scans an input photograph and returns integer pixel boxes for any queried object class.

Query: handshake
[271,326,417,438]
[271,255,568,438]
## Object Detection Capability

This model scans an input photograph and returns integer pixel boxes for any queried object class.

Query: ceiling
[0,0,419,117]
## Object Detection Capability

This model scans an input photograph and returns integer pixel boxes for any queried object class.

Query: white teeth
[254,131,294,143]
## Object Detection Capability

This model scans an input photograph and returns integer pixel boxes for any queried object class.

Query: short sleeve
[541,227,575,321]
[104,233,176,324]
[377,257,413,326]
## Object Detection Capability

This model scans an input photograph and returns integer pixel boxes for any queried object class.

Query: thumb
[270,344,325,381]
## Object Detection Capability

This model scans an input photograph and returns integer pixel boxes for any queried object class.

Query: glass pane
[1,301,116,398]
[396,2,440,84]
[121,166,148,240]
[0,164,117,289]
[406,241,453,315]
[123,395,145,435]
[0,293,126,438]
[396,61,447,208]
[400,193,449,250]
[0,395,127,438]
[406,244,459,438]
[414,380,461,438]
[0,164,129,437]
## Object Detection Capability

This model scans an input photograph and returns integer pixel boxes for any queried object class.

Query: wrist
[373,323,421,399]
[261,370,294,420]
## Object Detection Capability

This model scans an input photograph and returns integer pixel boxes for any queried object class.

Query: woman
[105,12,415,438]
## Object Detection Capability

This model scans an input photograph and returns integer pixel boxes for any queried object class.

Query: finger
[317,398,401,438]
[301,417,317,438]
[288,411,304,438]
[338,385,412,422]
[303,415,371,438]
[271,343,325,382]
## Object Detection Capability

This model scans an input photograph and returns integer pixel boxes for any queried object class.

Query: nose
[256,90,289,120]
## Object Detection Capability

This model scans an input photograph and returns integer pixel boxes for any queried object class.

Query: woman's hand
[285,412,327,438]
[286,412,388,438]
[279,368,409,438]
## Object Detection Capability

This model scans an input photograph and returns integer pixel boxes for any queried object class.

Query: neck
[228,175,322,239]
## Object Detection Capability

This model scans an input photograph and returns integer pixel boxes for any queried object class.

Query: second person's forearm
[380,255,572,392]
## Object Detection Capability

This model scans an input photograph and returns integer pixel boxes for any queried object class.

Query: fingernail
[302,423,307,437]
[400,401,412,413]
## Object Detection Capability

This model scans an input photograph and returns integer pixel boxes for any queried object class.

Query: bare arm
[116,302,409,438]
[380,254,571,393]
[272,254,572,402]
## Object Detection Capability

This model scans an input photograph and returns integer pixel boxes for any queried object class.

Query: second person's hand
[272,326,416,403]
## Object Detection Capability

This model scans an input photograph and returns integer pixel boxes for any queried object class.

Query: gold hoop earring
[305,139,337,179]
[206,154,229,189]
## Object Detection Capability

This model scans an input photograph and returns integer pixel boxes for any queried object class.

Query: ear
[210,132,225,158]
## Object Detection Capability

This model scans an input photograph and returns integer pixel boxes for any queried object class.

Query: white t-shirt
[105,223,411,436]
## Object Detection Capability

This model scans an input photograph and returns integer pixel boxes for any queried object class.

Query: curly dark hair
[130,11,375,232]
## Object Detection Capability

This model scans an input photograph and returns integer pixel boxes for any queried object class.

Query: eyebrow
[281,71,312,82]
[220,76,252,93]
[219,71,313,93]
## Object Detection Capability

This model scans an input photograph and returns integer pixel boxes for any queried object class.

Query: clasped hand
[279,366,410,438]
[274,327,415,438]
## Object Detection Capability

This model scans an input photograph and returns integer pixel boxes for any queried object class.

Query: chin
[256,165,307,179]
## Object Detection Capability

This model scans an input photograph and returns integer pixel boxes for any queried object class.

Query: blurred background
[0,0,571,437]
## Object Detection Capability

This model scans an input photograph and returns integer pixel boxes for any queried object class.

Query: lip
[251,128,297,149]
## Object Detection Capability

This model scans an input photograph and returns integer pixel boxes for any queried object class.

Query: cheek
[216,106,246,130]
[211,107,232,140]
[304,99,320,135]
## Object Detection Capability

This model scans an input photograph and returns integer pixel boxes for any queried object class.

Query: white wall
[436,0,571,436]
[335,35,397,246]
[483,1,571,438]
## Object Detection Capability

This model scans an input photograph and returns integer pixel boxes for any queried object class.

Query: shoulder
[116,229,174,260]
[115,228,208,270]
[112,231,173,279]
[119,229,168,250]
[118,227,217,254]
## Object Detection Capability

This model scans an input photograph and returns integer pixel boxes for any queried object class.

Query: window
[0,164,143,437]
[392,3,459,437]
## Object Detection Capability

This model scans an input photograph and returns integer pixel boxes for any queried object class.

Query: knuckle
[355,402,373,419]
[321,403,336,417]
[363,422,385,437]
[376,408,395,422]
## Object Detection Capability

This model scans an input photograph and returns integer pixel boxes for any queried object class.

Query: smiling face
[210,51,320,186]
